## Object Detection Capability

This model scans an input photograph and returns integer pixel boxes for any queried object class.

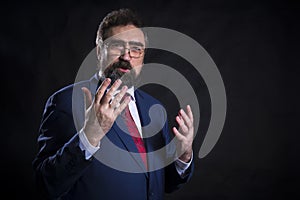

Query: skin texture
[82,24,194,162]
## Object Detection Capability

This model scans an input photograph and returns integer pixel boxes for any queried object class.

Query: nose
[120,48,131,61]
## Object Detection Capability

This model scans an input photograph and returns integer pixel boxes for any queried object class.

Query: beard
[101,60,139,88]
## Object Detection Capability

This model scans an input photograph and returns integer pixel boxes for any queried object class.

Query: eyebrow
[109,39,144,47]
[128,41,144,47]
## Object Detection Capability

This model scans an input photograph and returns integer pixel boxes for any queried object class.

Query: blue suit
[32,74,194,200]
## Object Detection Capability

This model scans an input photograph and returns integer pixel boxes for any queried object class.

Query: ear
[96,45,101,61]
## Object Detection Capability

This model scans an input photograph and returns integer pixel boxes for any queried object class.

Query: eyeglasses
[104,40,145,58]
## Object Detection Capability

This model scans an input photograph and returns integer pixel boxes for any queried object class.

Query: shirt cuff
[78,129,100,160]
[175,152,193,178]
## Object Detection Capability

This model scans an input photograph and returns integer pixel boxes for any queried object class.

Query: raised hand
[172,105,194,162]
[81,78,131,146]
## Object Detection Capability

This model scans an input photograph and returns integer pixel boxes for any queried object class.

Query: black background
[1,0,299,199]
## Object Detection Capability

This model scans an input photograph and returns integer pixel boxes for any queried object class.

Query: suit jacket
[32,74,194,200]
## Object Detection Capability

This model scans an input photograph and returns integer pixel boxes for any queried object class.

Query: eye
[108,41,124,49]
[130,46,142,52]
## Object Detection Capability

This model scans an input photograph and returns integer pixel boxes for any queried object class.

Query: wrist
[83,126,104,147]
[179,148,193,163]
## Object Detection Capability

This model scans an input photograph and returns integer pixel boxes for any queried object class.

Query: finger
[81,87,92,109]
[109,85,128,109]
[172,127,185,141]
[102,79,122,105]
[187,105,194,124]
[95,78,111,104]
[179,108,193,128]
[114,95,130,115]
[176,115,189,134]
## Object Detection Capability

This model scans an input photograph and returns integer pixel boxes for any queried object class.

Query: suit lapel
[134,90,149,130]
[134,90,154,172]
[111,89,152,175]
[134,90,171,172]
[112,113,148,175]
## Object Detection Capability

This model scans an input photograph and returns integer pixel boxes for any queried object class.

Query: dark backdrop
[1,0,299,199]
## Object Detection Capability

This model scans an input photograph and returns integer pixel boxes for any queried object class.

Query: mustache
[101,60,135,87]
[110,60,132,70]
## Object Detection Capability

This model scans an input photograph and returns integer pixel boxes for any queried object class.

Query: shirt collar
[113,86,135,102]
[125,86,136,102]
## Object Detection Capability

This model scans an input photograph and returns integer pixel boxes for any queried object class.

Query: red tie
[123,105,148,170]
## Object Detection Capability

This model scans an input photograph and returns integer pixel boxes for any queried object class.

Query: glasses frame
[104,39,145,59]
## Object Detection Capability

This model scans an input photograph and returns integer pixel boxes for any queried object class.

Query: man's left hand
[172,105,194,163]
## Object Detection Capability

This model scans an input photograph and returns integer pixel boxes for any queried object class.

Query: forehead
[106,25,145,45]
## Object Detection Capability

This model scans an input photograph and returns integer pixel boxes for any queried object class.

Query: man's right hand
[81,78,130,147]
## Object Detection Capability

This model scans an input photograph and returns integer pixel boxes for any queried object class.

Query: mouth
[117,67,130,73]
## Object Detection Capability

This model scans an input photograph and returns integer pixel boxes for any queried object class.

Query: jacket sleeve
[32,91,92,199]
[164,153,194,193]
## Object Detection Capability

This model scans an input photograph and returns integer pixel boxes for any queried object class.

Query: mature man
[33,8,194,200]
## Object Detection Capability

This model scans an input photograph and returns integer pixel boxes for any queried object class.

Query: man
[33,8,194,200]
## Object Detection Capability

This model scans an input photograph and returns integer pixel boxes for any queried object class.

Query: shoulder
[50,80,88,100]
[44,79,92,112]
[49,74,98,100]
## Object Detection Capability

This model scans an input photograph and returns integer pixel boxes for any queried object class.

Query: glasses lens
[107,42,123,55]
[106,41,144,58]
[130,46,143,58]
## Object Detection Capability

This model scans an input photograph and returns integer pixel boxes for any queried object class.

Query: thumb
[81,87,92,110]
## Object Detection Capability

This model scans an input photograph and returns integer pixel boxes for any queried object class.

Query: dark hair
[96,8,143,45]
